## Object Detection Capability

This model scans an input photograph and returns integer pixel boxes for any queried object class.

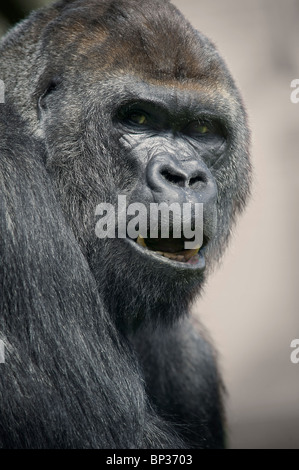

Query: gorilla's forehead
[41,0,230,87]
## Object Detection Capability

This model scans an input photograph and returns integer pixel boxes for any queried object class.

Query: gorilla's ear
[37,77,62,114]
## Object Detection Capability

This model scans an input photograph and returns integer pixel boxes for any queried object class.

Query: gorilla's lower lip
[126,235,206,270]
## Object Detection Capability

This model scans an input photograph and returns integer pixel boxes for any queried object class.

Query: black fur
[0,0,251,449]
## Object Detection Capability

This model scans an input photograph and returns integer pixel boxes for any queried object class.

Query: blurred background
[1,0,298,449]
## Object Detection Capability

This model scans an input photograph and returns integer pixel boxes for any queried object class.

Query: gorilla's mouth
[136,235,200,264]
[126,235,207,270]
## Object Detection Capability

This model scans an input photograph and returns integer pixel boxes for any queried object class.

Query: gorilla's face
[114,81,223,272]
[31,0,250,328]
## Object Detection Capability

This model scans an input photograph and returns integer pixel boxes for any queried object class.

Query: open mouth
[136,235,201,263]
[126,234,207,270]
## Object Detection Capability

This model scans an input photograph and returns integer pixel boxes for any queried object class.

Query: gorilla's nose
[146,154,217,205]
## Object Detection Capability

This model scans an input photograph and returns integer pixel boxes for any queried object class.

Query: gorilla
[0,0,251,449]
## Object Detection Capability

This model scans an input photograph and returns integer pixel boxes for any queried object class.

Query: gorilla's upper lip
[126,235,207,271]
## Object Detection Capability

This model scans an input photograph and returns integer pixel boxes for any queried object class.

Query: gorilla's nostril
[189,174,207,188]
[161,169,186,187]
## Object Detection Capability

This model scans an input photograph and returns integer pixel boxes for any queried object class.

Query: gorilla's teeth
[136,235,147,248]
[163,248,199,261]
[162,252,178,260]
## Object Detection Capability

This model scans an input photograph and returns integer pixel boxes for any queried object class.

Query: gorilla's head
[0,0,251,330]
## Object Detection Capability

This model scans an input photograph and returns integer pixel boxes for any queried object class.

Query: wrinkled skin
[0,0,251,449]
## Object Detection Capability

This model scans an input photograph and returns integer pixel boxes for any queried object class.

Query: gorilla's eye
[195,124,209,134]
[186,121,211,135]
[127,112,149,126]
